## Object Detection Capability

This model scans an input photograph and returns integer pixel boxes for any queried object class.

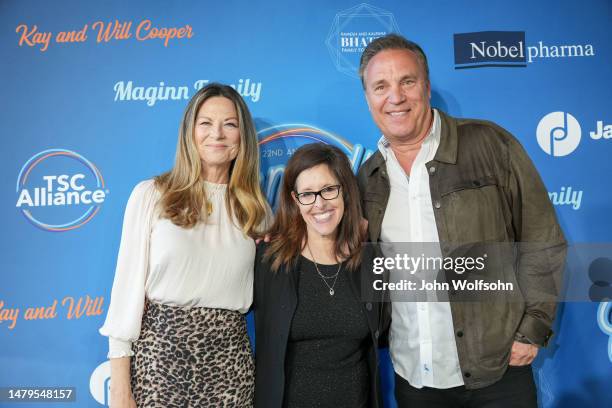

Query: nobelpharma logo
[454,31,595,69]
[325,3,401,78]
[258,124,373,208]
[454,31,527,68]
[15,149,108,232]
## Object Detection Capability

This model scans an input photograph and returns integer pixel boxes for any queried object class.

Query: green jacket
[357,109,567,389]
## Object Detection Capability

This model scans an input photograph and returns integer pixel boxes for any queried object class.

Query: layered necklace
[306,243,342,296]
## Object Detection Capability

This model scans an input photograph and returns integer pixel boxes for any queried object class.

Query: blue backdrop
[1,0,611,406]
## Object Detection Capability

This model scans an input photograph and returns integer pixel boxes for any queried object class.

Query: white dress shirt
[379,109,464,389]
[99,179,257,358]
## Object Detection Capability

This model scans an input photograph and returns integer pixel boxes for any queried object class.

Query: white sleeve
[99,180,158,359]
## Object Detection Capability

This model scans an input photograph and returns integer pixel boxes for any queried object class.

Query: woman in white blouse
[100,83,269,407]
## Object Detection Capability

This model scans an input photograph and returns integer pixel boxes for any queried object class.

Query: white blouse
[99,179,258,358]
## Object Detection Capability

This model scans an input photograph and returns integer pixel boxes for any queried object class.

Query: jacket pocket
[439,175,509,243]
[440,175,498,195]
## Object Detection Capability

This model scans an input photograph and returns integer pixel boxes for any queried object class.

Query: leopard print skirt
[130,299,254,407]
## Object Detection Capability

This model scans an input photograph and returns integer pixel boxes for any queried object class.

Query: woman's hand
[110,357,137,408]
[110,386,136,408]
[255,234,271,244]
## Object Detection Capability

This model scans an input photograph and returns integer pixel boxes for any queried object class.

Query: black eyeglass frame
[294,185,342,205]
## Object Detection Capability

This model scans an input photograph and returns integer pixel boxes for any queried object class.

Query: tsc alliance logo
[453,31,595,68]
[15,149,108,231]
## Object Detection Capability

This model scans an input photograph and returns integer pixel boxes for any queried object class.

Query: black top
[283,256,370,408]
[253,243,388,408]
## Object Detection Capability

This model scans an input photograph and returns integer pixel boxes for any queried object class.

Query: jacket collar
[433,109,458,164]
[364,149,386,177]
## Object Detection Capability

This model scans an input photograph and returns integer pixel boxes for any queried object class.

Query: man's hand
[509,341,538,366]
[360,217,368,237]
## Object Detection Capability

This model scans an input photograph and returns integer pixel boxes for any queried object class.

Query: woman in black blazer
[253,143,386,408]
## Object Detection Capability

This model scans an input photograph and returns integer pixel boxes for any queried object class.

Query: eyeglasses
[294,185,342,205]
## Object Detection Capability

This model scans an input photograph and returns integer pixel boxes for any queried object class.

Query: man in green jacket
[357,34,566,408]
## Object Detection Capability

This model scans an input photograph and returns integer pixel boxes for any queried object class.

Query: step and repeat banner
[1,0,611,407]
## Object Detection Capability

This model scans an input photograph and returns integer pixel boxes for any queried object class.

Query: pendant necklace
[307,243,341,296]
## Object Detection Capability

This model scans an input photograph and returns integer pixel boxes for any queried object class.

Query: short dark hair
[359,33,429,88]
[264,143,364,272]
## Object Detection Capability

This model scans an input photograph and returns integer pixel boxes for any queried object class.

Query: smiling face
[363,48,432,144]
[292,163,344,240]
[194,96,241,175]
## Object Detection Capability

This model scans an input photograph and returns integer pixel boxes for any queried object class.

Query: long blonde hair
[155,83,268,237]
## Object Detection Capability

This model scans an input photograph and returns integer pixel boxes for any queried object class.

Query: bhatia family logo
[325,3,401,78]
[15,149,108,232]
[258,124,373,208]
[453,31,595,69]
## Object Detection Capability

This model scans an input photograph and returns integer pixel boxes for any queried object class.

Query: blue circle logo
[16,149,108,232]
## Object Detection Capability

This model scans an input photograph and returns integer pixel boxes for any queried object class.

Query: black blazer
[253,242,387,408]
